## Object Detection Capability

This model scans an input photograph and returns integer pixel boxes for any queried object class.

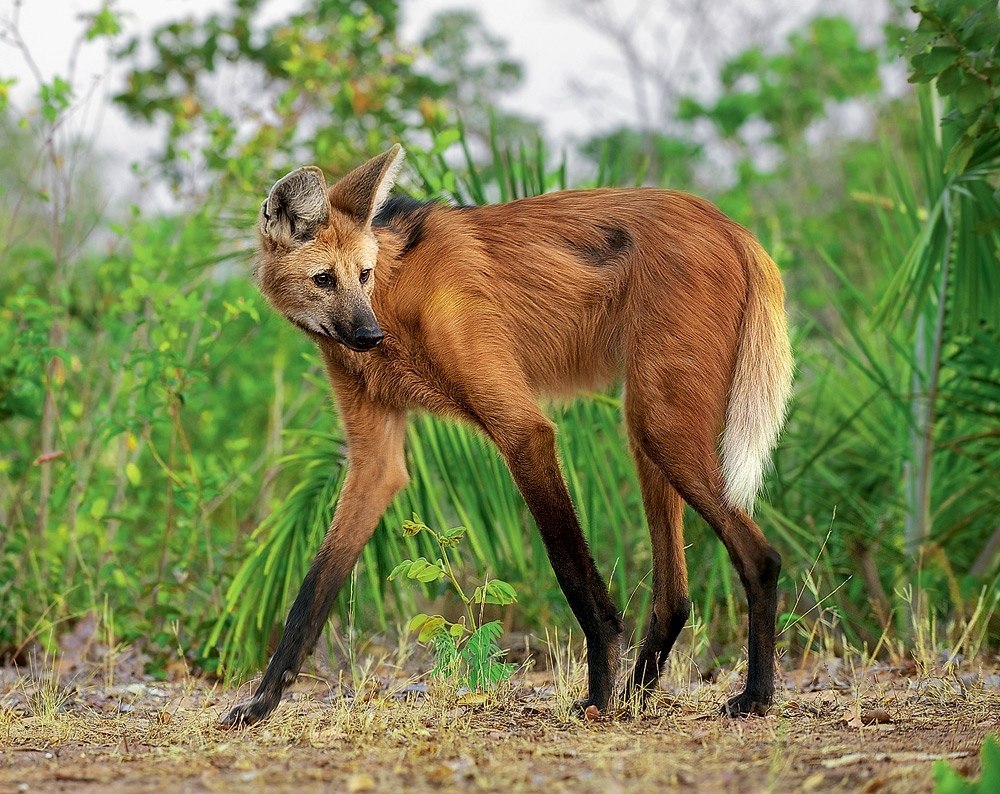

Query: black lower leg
[631,597,691,693]
[221,553,348,727]
[505,424,623,712]
[723,546,781,716]
[540,522,623,711]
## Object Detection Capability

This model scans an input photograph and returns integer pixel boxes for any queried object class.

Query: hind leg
[627,443,690,700]
[627,394,781,717]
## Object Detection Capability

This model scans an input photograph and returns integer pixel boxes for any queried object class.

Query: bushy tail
[720,235,794,514]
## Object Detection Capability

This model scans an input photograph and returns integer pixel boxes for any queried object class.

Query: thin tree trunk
[903,203,953,558]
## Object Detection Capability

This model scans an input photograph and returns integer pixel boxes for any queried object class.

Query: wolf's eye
[359,268,373,285]
[312,272,334,288]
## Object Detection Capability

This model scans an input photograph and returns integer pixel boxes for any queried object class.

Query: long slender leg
[221,393,408,727]
[627,443,690,698]
[628,401,780,717]
[718,513,781,716]
[478,404,623,712]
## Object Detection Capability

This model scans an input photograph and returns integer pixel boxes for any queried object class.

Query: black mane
[373,195,433,257]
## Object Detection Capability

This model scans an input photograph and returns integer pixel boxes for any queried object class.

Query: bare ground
[2,650,998,793]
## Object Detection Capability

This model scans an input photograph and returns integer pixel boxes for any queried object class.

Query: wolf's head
[254,145,405,352]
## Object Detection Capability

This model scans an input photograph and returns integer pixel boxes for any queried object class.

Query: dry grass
[1,636,998,794]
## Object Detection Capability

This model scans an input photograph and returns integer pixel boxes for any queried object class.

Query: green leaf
[945,134,975,173]
[86,6,122,40]
[419,617,446,643]
[955,79,992,115]
[387,559,416,581]
[408,613,447,643]
[387,556,446,583]
[912,46,960,78]
[936,64,963,95]
[983,735,1000,793]
[0,78,15,112]
[429,631,459,677]
[472,579,518,605]
[125,462,142,486]
[401,516,426,536]
[439,525,467,547]
[89,497,108,520]
[932,734,999,793]
[38,76,73,123]
[407,612,434,632]
[431,128,461,155]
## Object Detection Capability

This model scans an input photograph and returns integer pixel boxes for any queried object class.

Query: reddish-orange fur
[221,147,793,727]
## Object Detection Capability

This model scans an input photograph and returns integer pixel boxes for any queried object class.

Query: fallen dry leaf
[861,708,893,725]
[456,691,490,707]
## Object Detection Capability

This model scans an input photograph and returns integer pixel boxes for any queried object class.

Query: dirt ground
[2,650,998,793]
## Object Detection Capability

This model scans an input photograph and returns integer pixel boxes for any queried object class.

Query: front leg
[221,396,408,727]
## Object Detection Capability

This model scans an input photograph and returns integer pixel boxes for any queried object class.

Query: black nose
[353,325,384,350]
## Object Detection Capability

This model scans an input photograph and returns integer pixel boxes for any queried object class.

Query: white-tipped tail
[720,237,794,514]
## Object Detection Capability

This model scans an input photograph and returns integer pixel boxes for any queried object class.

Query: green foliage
[84,4,122,41]
[579,127,702,187]
[390,519,517,690]
[0,292,56,422]
[0,77,15,112]
[877,86,1000,332]
[409,121,568,206]
[38,76,73,122]
[907,1,1000,172]
[3,2,998,680]
[679,17,881,145]
[934,734,1000,793]
[113,0,442,192]
[0,202,305,657]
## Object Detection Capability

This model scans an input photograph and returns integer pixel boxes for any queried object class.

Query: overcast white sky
[2,0,894,206]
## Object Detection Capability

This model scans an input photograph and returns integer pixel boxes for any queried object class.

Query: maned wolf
[221,145,793,727]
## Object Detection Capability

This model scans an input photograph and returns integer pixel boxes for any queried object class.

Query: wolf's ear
[260,166,330,248]
[328,144,405,227]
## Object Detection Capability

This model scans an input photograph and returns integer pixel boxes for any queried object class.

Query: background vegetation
[1,0,998,681]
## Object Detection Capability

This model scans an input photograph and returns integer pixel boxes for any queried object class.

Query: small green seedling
[389,518,517,690]
[934,734,1000,794]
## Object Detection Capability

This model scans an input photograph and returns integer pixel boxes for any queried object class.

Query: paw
[219,695,278,729]
[720,690,771,718]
